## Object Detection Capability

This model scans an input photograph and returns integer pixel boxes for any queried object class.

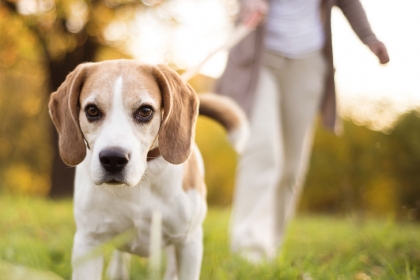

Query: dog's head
[48,60,198,187]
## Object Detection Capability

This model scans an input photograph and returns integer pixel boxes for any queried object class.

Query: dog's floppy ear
[153,64,199,164]
[48,63,91,166]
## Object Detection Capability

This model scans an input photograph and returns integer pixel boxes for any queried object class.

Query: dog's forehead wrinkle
[82,95,96,106]
[80,73,115,109]
[123,89,155,106]
[120,70,161,103]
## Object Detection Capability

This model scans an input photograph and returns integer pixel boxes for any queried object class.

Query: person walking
[216,0,389,262]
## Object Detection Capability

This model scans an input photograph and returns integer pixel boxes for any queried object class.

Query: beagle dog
[48,60,248,280]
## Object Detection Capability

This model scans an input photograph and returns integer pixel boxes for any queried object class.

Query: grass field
[1,195,419,280]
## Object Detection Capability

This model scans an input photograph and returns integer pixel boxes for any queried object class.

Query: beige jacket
[215,0,380,131]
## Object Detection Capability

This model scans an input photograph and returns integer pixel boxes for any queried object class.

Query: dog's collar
[147,147,161,161]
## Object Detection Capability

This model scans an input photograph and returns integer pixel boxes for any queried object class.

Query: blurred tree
[1,0,164,197]
[301,111,420,220]
[387,111,420,220]
[300,119,385,214]
[0,7,51,195]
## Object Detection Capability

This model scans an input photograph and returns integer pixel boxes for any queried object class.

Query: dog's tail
[198,93,249,153]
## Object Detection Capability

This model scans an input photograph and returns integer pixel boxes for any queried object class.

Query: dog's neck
[147,147,161,161]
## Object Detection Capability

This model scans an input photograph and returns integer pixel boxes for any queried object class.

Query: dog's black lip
[100,172,127,186]
[106,179,124,185]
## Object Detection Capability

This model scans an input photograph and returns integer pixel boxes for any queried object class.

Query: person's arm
[336,0,389,64]
[367,40,389,64]
[239,0,268,26]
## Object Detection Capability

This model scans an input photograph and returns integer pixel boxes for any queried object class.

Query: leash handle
[181,11,262,82]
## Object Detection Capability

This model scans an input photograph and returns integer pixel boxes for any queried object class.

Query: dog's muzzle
[99,147,130,176]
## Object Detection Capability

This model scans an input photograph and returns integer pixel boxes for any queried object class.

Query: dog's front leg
[71,231,104,280]
[175,227,203,280]
[163,245,178,280]
[106,250,131,280]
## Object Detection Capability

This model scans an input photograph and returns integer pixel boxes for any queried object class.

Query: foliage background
[0,0,419,221]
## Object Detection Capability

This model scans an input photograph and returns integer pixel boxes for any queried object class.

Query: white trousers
[229,50,327,261]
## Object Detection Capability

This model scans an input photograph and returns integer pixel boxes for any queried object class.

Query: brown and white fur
[48,60,248,280]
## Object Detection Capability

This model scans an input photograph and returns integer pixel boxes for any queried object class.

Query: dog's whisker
[139,175,147,186]
[134,169,150,188]
[107,185,117,196]
[143,170,151,183]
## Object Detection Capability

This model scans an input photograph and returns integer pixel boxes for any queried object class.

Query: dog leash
[147,12,262,162]
[180,11,263,82]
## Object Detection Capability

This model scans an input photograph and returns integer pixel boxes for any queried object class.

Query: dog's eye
[85,105,102,121]
[134,106,154,123]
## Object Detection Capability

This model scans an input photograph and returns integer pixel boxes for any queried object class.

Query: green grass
[1,195,419,279]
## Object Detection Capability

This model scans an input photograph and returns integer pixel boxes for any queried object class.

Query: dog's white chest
[126,189,204,256]
[74,160,206,257]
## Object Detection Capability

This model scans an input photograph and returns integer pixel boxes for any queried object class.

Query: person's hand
[240,0,268,27]
[368,40,390,64]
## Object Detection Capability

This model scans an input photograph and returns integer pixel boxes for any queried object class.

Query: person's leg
[229,66,283,261]
[271,52,327,249]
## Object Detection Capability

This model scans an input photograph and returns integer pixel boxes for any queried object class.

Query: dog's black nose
[99,148,130,174]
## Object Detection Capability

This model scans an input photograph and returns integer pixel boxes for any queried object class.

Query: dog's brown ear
[153,64,199,164]
[48,63,90,166]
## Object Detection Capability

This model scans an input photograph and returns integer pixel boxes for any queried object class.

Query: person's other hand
[368,40,390,64]
[240,0,268,27]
